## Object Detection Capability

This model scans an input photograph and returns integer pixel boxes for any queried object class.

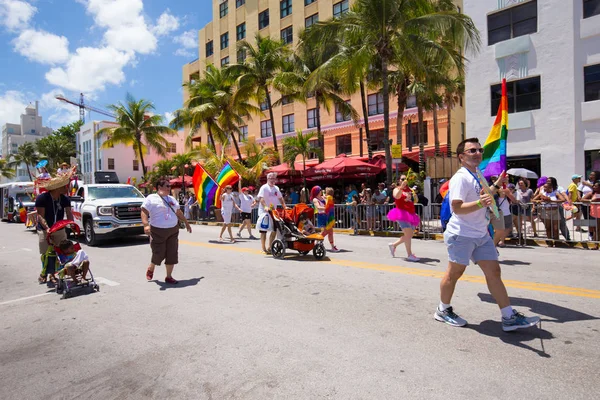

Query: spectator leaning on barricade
[579,171,598,226]
[373,183,388,231]
[515,179,537,238]
[568,174,584,232]
[582,180,600,241]
[552,177,571,241]
[533,177,561,241]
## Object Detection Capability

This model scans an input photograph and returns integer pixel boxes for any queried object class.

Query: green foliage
[0,158,15,179]
[8,142,39,180]
[53,120,84,143]
[36,135,76,171]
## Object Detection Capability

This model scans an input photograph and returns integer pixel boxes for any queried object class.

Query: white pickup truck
[71,184,146,246]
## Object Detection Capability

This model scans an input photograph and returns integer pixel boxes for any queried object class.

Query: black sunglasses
[464,148,485,154]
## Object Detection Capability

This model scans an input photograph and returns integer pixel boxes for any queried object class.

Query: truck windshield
[87,186,145,200]
[15,193,34,203]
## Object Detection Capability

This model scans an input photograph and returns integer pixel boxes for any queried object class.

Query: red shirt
[394,188,415,214]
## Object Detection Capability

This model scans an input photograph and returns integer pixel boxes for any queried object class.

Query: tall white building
[463,0,600,185]
[76,121,186,184]
[1,102,53,182]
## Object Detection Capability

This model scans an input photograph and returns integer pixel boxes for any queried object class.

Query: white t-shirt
[239,193,254,213]
[256,184,282,216]
[445,167,490,238]
[497,195,511,214]
[221,193,234,212]
[141,194,179,229]
[579,182,593,196]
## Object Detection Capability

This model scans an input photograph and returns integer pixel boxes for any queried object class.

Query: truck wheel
[84,220,97,246]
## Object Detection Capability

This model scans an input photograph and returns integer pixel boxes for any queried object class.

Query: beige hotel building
[182,0,466,165]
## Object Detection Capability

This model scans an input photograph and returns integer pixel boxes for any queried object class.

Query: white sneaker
[388,244,395,257]
[406,254,420,262]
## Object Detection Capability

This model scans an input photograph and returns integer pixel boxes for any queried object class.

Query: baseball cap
[571,174,582,180]
[241,187,248,192]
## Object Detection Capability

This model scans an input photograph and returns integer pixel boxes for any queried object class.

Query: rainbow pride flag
[214,161,240,208]
[192,164,218,212]
[325,195,335,230]
[480,78,508,179]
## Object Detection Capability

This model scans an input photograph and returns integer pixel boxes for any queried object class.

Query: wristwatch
[493,184,500,189]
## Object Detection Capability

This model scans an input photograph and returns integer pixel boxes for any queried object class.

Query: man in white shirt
[256,172,286,253]
[435,138,540,332]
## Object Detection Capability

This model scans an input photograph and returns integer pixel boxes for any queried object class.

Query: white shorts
[257,213,273,232]
[221,208,232,224]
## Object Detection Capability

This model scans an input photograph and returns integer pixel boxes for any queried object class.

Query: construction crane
[55,93,115,123]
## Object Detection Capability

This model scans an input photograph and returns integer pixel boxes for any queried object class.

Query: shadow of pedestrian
[413,257,441,264]
[99,236,150,248]
[154,277,204,291]
[499,259,532,266]
[477,293,599,323]
[207,240,237,244]
[467,319,553,358]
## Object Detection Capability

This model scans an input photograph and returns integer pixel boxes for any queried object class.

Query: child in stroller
[268,204,326,259]
[58,239,90,285]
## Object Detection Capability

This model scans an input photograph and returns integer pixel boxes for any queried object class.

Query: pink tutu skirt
[387,208,420,227]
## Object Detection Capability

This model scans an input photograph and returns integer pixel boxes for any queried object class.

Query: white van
[0,182,35,222]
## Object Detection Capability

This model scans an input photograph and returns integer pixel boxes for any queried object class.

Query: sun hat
[571,174,582,180]
[38,171,72,191]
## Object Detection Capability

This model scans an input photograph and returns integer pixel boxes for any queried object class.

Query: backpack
[440,195,451,231]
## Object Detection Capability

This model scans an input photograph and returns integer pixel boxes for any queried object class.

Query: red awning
[304,154,382,178]
[169,175,193,188]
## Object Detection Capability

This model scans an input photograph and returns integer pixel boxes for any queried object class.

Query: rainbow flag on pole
[214,161,240,208]
[480,78,508,179]
[192,164,218,212]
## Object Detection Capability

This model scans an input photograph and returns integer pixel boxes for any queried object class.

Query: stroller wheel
[271,239,286,259]
[313,243,326,260]
[94,284,100,292]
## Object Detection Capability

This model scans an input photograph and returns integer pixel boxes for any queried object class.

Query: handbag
[160,195,184,229]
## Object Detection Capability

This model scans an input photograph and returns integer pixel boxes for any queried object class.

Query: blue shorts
[398,221,415,229]
[444,231,498,266]
[316,213,328,228]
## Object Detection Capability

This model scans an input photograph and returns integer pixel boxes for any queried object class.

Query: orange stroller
[268,204,326,260]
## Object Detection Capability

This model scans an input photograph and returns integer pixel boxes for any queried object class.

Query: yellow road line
[180,240,600,299]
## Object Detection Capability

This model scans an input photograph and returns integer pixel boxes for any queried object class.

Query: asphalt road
[1,223,599,400]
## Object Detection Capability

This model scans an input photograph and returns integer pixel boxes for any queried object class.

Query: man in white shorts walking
[256,172,286,253]
[435,138,540,332]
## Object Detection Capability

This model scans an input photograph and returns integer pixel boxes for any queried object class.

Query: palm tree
[0,158,15,179]
[307,0,480,184]
[97,94,175,178]
[170,152,196,192]
[235,34,292,159]
[35,135,76,172]
[9,142,39,180]
[283,130,323,196]
[442,76,465,157]
[241,137,277,182]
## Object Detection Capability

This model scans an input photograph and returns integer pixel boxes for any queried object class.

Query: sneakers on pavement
[249,235,257,240]
[236,232,242,238]
[388,244,395,257]
[502,310,540,332]
[330,245,340,252]
[407,254,420,262]
[164,276,178,284]
[146,268,154,281]
[434,306,467,327]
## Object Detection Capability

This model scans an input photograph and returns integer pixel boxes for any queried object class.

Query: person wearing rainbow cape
[387,172,420,262]
[310,186,339,252]
[435,138,540,332]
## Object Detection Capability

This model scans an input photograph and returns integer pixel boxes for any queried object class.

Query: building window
[220,32,229,50]
[280,0,292,18]
[239,125,248,141]
[584,0,600,18]
[490,76,541,115]
[205,40,214,57]
[305,0,316,5]
[305,13,318,28]
[584,64,600,102]
[368,129,386,152]
[167,142,177,153]
[307,108,317,128]
[261,120,273,137]
[237,49,246,63]
[333,0,349,17]
[236,0,245,8]
[260,97,269,111]
[487,0,537,46]
[368,93,384,116]
[259,10,269,29]
[405,121,428,147]
[281,95,292,105]
[221,56,230,67]
[219,1,228,18]
[236,23,246,41]
[336,134,352,155]
[308,140,319,159]
[282,114,295,133]
[280,26,293,44]
[133,160,139,171]
[108,158,115,170]
[335,101,352,122]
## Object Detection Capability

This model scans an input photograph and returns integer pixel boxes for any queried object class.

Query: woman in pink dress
[387,175,420,262]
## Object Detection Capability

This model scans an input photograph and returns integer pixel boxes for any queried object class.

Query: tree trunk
[302,155,307,203]
[207,126,216,149]
[136,133,147,178]
[315,95,325,162]
[265,87,279,161]
[381,57,393,186]
[230,130,243,161]
[417,100,425,172]
[433,106,441,156]
[359,81,372,162]
[446,100,453,157]
[26,164,33,181]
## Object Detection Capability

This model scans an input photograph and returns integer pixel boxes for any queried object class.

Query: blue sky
[0,0,212,131]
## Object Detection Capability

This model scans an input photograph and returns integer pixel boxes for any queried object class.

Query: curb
[189,221,598,250]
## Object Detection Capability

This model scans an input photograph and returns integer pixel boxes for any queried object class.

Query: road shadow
[477,293,600,324]
[467,319,553,358]
[499,259,532,266]
[98,236,149,248]
[281,254,331,262]
[412,257,441,264]
[207,240,238,244]
[153,277,204,291]
[334,249,353,253]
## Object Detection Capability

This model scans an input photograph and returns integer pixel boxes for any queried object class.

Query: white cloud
[83,0,157,54]
[164,111,174,124]
[0,90,28,132]
[153,10,179,36]
[0,0,36,31]
[129,79,138,87]
[13,29,70,64]
[174,48,194,58]
[45,46,131,93]
[174,29,197,49]
[39,89,82,127]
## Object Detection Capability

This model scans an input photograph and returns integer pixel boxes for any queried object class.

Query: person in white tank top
[237,185,257,239]
[219,185,242,242]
